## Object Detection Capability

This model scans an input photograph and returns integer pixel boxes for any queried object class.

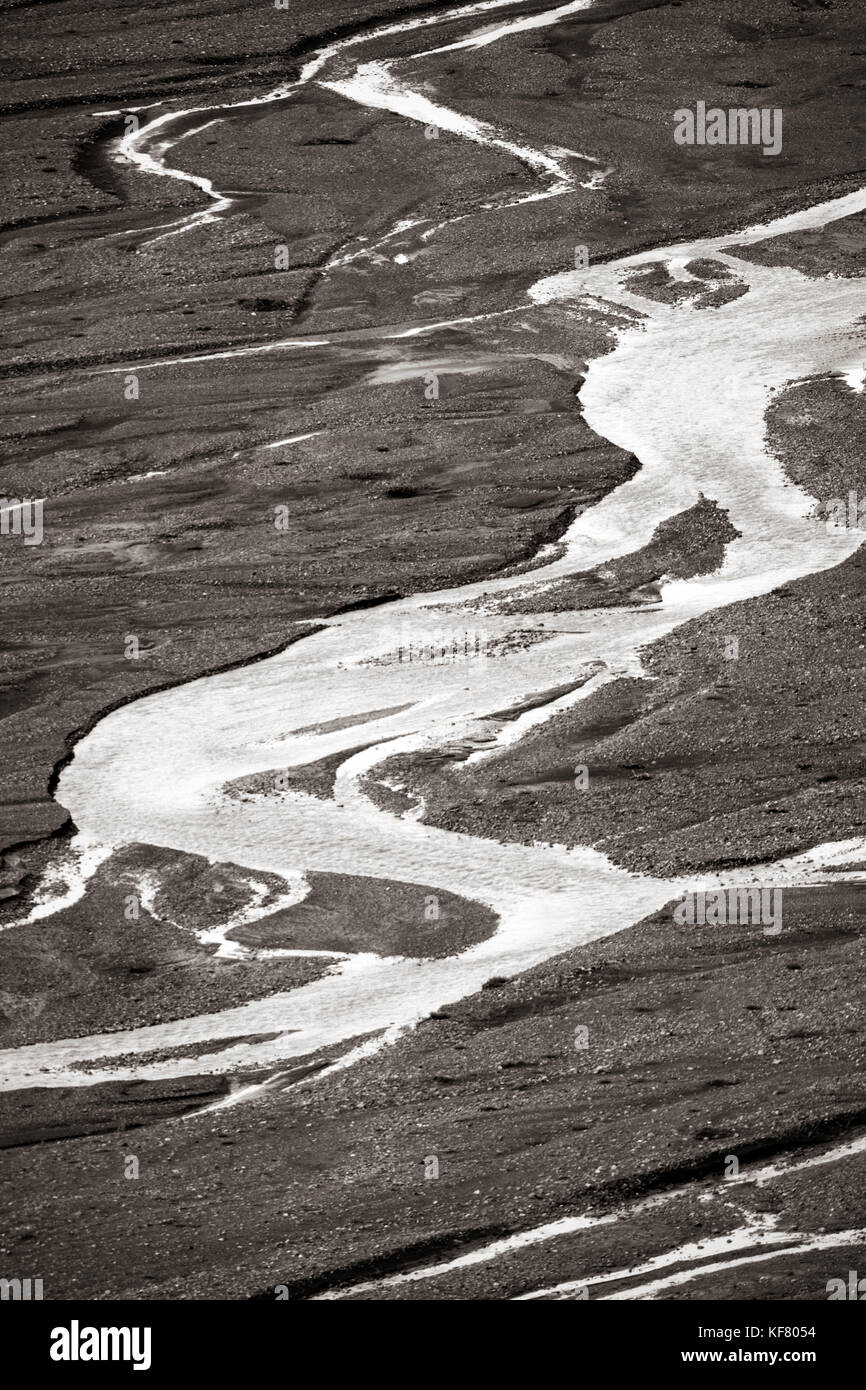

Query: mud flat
[1,882,863,1298]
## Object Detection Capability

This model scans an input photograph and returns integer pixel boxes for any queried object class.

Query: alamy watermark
[0,1276,43,1300]
[674,102,782,157]
[0,498,43,546]
[827,1270,866,1299]
[673,887,783,935]
[50,1322,151,1370]
[394,624,488,666]
[825,489,866,532]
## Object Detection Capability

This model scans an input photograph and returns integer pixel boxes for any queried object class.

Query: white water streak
[115,0,584,247]
[263,432,323,449]
[599,1228,866,1301]
[321,1133,866,1299]
[1,841,113,933]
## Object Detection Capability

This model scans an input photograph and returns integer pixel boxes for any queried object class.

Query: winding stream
[1,0,864,1096]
